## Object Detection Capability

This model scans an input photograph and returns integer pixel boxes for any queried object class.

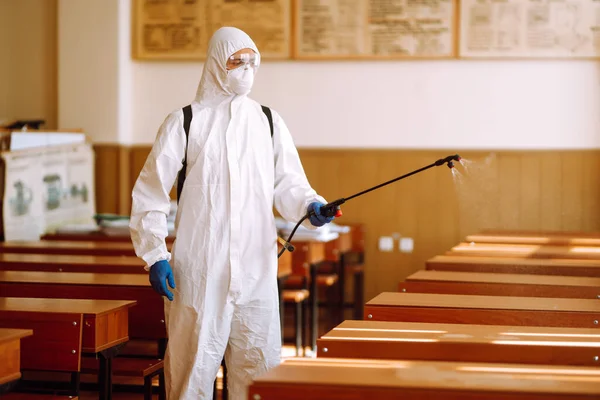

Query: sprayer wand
[277,154,461,258]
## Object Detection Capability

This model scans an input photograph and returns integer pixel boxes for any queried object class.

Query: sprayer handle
[319,198,346,218]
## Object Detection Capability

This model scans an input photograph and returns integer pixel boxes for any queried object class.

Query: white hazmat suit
[130,27,326,399]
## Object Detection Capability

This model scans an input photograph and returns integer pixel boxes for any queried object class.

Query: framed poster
[460,0,600,59]
[293,0,458,59]
[132,0,292,60]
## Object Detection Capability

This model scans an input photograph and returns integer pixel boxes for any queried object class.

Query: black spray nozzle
[435,154,461,168]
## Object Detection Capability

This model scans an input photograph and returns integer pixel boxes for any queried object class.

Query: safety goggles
[226,52,260,70]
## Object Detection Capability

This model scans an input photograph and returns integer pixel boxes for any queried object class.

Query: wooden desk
[427,255,600,277]
[248,358,600,400]
[0,298,136,400]
[317,320,600,366]
[0,271,165,341]
[401,270,600,299]
[364,292,600,329]
[0,329,33,388]
[0,254,146,274]
[0,240,153,257]
[448,242,600,260]
[466,234,600,247]
[42,231,176,244]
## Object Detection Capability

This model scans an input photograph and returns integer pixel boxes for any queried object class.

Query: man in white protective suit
[129,27,337,399]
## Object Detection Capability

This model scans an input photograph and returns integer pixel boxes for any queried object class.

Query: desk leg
[97,343,125,400]
[310,263,318,354]
[353,268,364,320]
[338,253,346,324]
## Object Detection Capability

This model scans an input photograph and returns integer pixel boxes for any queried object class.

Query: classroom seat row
[246,229,600,399]
[0,223,367,400]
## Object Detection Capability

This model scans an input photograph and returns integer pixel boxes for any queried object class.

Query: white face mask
[227,66,255,95]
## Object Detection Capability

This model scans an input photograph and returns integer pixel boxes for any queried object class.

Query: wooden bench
[0,254,146,274]
[0,328,33,390]
[317,320,600,366]
[427,255,600,277]
[363,292,600,329]
[81,357,165,400]
[466,233,600,247]
[401,270,600,299]
[248,358,600,399]
[448,242,600,260]
[0,298,135,400]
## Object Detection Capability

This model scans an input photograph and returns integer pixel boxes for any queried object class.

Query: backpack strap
[176,104,271,203]
[176,104,192,203]
[261,105,274,138]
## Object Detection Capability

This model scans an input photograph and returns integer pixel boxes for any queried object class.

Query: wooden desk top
[0,270,149,287]
[321,320,600,346]
[0,328,33,344]
[366,292,600,313]
[428,255,600,267]
[0,297,136,316]
[407,270,600,287]
[449,242,600,260]
[466,234,600,247]
[0,240,159,256]
[0,253,143,267]
[252,358,600,396]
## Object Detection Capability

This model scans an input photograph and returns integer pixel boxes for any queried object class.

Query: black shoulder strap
[176,104,192,203]
[176,104,271,203]
[261,105,274,138]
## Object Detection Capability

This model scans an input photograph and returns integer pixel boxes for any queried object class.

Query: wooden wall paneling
[93,144,121,214]
[497,153,521,230]
[561,151,584,231]
[380,152,417,294]
[435,154,459,254]
[582,151,600,231]
[539,152,562,230]
[519,153,541,230]
[456,152,499,241]
[117,146,131,215]
[416,153,441,268]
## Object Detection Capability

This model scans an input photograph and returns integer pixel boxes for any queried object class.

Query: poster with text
[133,0,291,60]
[460,0,600,58]
[294,0,457,59]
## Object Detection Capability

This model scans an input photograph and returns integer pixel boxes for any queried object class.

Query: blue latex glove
[149,260,176,301]
[307,202,335,227]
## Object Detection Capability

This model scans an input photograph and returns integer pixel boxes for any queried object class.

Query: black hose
[277,154,460,258]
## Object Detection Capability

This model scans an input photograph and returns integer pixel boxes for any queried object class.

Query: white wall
[133,59,600,149]
[58,0,122,143]
[0,0,57,128]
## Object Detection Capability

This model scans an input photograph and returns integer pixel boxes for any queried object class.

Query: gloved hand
[149,260,176,301]
[307,201,335,227]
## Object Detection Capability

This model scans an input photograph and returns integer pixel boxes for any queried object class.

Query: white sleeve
[129,110,186,268]
[271,109,326,229]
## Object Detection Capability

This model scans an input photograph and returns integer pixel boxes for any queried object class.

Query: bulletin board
[459,0,600,59]
[292,0,458,59]
[132,0,292,60]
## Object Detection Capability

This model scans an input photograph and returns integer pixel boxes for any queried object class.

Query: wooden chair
[282,289,309,356]
[81,357,165,400]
